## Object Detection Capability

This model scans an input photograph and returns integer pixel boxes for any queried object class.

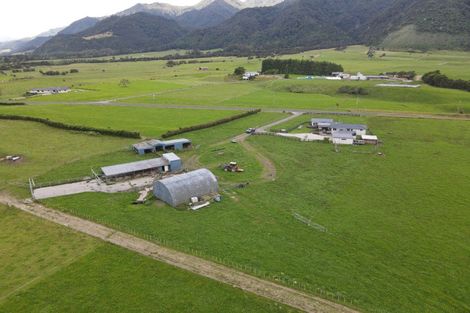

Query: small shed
[153,169,219,207]
[362,135,379,145]
[162,153,182,172]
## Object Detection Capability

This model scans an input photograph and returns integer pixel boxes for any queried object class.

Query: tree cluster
[261,59,343,76]
[337,86,369,95]
[422,71,470,92]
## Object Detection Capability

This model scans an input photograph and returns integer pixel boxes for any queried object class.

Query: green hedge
[0,102,26,106]
[161,109,261,138]
[0,114,140,138]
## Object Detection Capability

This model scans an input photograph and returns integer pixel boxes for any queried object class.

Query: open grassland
[0,120,134,196]
[0,104,242,137]
[284,46,470,80]
[42,116,470,313]
[0,204,98,303]
[0,205,296,313]
[1,46,469,114]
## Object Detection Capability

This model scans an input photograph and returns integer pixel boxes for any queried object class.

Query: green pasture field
[1,46,469,114]
[0,120,134,197]
[1,45,470,313]
[0,205,296,313]
[0,104,243,137]
[0,110,283,189]
[41,116,470,313]
[283,46,470,80]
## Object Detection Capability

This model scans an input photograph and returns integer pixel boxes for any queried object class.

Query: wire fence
[61,207,359,308]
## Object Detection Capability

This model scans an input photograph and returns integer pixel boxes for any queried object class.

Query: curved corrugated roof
[153,169,218,207]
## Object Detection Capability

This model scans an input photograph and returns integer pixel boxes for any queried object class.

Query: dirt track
[0,193,359,313]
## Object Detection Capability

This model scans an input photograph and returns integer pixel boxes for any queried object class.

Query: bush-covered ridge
[0,114,141,138]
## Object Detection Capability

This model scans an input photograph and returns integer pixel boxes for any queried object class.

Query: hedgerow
[161,110,261,138]
[0,114,140,138]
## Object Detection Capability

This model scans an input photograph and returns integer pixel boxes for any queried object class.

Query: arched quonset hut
[153,169,219,207]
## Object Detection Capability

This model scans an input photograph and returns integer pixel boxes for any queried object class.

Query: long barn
[101,153,182,180]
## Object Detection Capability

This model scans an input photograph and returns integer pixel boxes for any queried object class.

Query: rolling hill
[34,13,188,58]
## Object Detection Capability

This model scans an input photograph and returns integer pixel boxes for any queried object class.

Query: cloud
[0,0,201,40]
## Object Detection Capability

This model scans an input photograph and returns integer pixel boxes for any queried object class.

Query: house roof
[332,132,355,139]
[331,123,368,130]
[101,158,168,177]
[311,118,334,124]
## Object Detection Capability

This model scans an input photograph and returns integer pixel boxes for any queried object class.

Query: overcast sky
[0,0,203,41]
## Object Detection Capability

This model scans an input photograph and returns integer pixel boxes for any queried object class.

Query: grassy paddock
[0,104,241,137]
[2,46,470,114]
[0,205,297,313]
[42,117,470,313]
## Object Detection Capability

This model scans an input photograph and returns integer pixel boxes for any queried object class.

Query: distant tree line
[161,109,261,138]
[39,70,69,76]
[0,102,26,106]
[422,71,470,92]
[261,59,343,76]
[0,114,141,138]
[337,86,369,95]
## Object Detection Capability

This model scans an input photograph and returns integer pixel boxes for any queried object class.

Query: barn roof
[154,169,218,207]
[101,158,168,177]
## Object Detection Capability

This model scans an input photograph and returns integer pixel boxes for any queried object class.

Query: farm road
[237,112,302,181]
[0,193,359,313]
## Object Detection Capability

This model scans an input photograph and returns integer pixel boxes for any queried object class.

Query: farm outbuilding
[28,87,71,95]
[362,135,379,144]
[133,139,191,155]
[101,153,182,180]
[153,169,219,207]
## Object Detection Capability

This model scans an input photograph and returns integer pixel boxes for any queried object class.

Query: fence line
[59,207,358,307]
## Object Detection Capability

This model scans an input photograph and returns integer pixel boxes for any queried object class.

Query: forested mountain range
[21,0,470,57]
